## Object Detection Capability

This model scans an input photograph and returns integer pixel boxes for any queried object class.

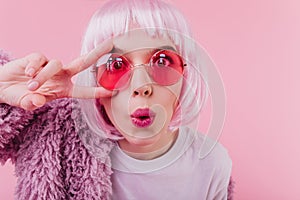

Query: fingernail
[26,68,35,76]
[27,81,39,90]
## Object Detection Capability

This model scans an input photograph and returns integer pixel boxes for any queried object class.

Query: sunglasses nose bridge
[129,65,153,89]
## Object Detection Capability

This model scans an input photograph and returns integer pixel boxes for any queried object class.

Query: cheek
[153,84,182,117]
[99,92,130,125]
[157,91,177,106]
[164,79,183,109]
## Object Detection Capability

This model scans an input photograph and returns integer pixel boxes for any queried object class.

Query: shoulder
[182,127,232,194]
[182,126,232,175]
[200,137,232,171]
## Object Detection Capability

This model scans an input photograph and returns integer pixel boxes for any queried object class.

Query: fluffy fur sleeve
[0,49,35,164]
[0,104,34,165]
[13,98,114,199]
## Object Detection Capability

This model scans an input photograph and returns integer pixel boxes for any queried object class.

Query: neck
[118,129,179,160]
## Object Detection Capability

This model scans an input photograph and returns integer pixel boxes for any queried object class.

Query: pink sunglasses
[96,48,186,90]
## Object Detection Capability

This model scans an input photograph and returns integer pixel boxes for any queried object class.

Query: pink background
[1,0,300,199]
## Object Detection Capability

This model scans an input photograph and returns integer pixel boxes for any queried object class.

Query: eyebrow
[110,45,177,53]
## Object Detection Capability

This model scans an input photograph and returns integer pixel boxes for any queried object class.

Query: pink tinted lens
[97,54,131,90]
[149,50,184,85]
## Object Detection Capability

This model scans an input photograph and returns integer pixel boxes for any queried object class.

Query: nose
[130,67,153,97]
[133,84,153,97]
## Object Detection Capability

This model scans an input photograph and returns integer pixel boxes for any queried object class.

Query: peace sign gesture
[0,40,114,110]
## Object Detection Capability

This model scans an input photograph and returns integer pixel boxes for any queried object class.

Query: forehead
[112,29,175,53]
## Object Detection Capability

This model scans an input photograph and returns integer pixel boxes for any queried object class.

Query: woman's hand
[0,40,113,110]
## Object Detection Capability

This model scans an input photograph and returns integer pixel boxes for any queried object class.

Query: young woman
[0,0,233,199]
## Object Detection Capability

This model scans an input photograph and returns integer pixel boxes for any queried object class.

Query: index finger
[63,39,113,76]
[70,85,117,99]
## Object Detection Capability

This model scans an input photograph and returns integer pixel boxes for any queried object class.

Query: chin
[125,134,160,146]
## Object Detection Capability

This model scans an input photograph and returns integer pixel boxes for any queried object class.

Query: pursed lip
[130,108,156,128]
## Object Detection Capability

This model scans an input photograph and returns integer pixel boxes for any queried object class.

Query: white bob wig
[76,0,207,143]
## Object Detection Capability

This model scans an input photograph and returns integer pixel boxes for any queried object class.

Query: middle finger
[27,59,63,91]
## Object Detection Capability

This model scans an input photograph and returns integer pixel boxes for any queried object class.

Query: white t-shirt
[110,126,232,200]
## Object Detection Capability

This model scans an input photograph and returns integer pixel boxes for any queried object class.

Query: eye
[153,53,173,67]
[107,57,125,72]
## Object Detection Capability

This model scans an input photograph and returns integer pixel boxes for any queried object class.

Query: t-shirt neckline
[110,126,196,173]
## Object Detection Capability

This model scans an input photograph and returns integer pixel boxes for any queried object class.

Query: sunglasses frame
[95,49,186,90]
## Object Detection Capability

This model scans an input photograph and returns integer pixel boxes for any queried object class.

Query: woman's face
[99,30,183,146]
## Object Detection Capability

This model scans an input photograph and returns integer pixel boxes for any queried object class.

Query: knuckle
[50,59,63,67]
[28,52,47,65]
[32,75,44,85]
[31,52,45,60]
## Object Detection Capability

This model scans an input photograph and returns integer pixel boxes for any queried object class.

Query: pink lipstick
[130,108,155,128]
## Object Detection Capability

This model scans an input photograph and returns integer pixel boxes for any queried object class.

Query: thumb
[20,93,46,110]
